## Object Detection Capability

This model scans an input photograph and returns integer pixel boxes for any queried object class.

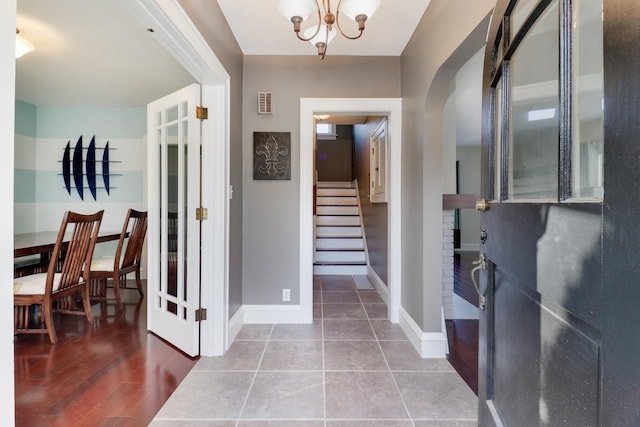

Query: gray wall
[456,146,481,248]
[243,55,400,305]
[316,125,353,182]
[400,0,494,331]
[354,117,388,284]
[178,0,244,318]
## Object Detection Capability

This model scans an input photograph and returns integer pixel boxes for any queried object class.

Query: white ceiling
[217,0,431,56]
[15,0,195,107]
[15,0,431,107]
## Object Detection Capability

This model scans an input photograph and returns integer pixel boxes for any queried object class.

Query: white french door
[147,83,201,356]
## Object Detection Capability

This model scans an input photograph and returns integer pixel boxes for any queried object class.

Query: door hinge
[195,308,207,321]
[196,207,208,220]
[196,106,208,120]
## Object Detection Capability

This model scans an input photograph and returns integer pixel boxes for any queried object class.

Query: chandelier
[277,0,381,59]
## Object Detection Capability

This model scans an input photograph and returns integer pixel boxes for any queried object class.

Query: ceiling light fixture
[277,0,380,59]
[15,29,35,59]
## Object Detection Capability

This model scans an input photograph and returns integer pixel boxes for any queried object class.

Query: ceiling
[217,0,431,56]
[15,0,431,107]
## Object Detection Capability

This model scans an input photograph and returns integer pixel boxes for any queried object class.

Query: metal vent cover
[258,91,272,114]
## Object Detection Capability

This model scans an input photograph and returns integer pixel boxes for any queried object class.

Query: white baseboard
[367,266,388,305]
[228,306,244,344]
[243,304,311,324]
[398,306,448,358]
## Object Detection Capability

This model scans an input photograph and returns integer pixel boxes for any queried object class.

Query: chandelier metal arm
[293,0,323,42]
[335,0,366,40]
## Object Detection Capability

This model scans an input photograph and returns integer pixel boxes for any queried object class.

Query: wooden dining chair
[13,210,104,344]
[90,209,148,306]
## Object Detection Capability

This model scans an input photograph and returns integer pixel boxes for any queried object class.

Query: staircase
[314,181,367,275]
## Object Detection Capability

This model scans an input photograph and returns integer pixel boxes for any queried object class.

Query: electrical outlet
[282,289,290,302]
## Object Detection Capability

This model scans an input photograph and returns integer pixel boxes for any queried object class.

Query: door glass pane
[167,129,179,303]
[182,118,189,318]
[511,0,539,38]
[572,0,604,199]
[508,1,559,200]
[493,79,503,201]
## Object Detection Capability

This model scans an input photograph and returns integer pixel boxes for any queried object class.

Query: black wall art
[253,132,291,180]
[61,135,118,200]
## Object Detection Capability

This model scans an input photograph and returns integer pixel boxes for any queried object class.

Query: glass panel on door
[572,0,604,199]
[508,1,559,200]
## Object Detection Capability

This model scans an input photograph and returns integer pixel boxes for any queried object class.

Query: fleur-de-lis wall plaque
[253,132,291,180]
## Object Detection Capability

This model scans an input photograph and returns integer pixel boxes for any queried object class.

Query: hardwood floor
[448,250,480,395]
[14,282,197,427]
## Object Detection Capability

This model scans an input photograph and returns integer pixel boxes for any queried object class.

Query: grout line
[234,324,273,427]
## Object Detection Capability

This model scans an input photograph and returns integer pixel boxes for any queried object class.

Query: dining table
[14,230,123,278]
[14,230,122,259]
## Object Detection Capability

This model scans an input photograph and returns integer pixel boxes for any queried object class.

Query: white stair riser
[317,188,357,197]
[316,238,364,250]
[317,226,362,238]
[317,216,360,226]
[317,181,353,188]
[314,264,368,275]
[317,197,357,206]
[315,251,366,263]
[317,206,359,215]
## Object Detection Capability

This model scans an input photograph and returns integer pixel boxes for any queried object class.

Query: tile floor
[151,275,478,426]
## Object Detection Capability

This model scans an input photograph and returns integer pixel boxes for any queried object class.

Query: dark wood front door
[476,0,640,424]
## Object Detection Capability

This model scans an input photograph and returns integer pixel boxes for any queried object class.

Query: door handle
[470,252,487,311]
[475,198,490,212]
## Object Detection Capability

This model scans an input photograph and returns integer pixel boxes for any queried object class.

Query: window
[316,123,337,140]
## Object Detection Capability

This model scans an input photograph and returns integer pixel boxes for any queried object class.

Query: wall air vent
[258,91,272,114]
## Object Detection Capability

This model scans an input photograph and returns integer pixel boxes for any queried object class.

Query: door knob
[475,198,489,212]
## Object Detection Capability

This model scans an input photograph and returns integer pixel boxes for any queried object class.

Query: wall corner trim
[398,306,448,358]
[228,306,244,345]
[243,304,312,324]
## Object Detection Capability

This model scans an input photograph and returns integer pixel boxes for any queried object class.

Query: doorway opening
[300,98,402,323]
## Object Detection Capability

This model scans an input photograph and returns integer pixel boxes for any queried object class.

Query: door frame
[132,0,230,356]
[300,98,402,323]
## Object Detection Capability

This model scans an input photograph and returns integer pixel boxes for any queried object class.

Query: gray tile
[194,341,266,371]
[271,323,323,340]
[380,341,455,372]
[239,422,325,427]
[413,422,478,427]
[150,422,235,427]
[323,303,367,319]
[241,372,324,419]
[259,341,323,370]
[323,319,376,340]
[364,303,388,319]
[236,324,273,340]
[325,371,409,419]
[313,291,322,303]
[393,372,478,420]
[324,340,388,371]
[327,421,413,427]
[322,276,357,291]
[370,320,408,341]
[323,291,361,303]
[154,371,253,419]
[313,304,322,319]
[358,290,385,304]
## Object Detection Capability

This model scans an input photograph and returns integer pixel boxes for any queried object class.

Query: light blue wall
[14,101,146,232]
[15,100,36,137]
[36,106,146,138]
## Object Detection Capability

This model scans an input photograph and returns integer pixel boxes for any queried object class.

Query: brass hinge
[196,106,208,120]
[195,308,207,321]
[196,207,208,220]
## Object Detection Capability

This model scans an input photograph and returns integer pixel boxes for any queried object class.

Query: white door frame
[300,98,402,323]
[133,0,230,356]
